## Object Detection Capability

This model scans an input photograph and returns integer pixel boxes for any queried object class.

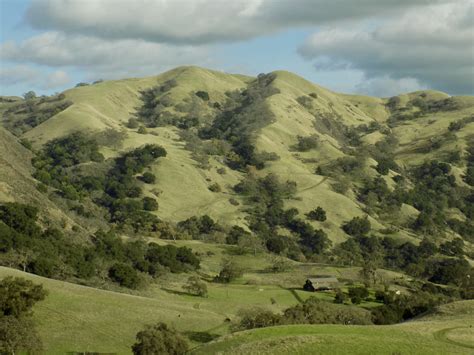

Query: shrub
[342,216,371,237]
[215,259,243,283]
[439,238,464,257]
[140,172,156,184]
[208,183,221,192]
[283,297,372,325]
[183,276,208,297]
[235,308,281,331]
[23,91,36,100]
[266,236,286,254]
[295,134,319,152]
[132,322,188,355]
[142,197,159,211]
[195,91,210,101]
[334,289,347,304]
[306,207,326,221]
[127,118,139,129]
[109,263,141,289]
[137,126,148,134]
[348,286,369,304]
[19,138,32,150]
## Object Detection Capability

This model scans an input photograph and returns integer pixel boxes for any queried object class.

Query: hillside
[1,265,472,354]
[1,66,473,245]
[0,66,473,353]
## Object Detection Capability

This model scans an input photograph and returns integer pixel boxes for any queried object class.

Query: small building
[303,276,339,291]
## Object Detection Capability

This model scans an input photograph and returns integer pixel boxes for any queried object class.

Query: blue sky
[1,0,472,97]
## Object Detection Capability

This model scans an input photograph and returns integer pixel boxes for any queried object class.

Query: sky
[0,0,473,97]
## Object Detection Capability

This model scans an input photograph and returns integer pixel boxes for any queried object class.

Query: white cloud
[0,65,39,86]
[26,0,446,44]
[1,32,212,80]
[42,70,70,89]
[299,1,474,94]
[0,65,71,91]
[356,76,427,97]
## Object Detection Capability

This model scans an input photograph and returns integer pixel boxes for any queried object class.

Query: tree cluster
[0,203,200,288]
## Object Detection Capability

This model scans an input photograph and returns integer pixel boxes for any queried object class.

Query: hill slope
[1,66,473,245]
[193,300,474,354]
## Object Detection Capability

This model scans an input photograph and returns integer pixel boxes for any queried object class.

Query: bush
[195,91,210,101]
[208,183,221,192]
[266,236,286,254]
[283,297,372,325]
[132,322,188,355]
[295,134,319,152]
[19,138,32,150]
[306,207,326,221]
[348,286,369,304]
[137,126,148,134]
[235,308,281,331]
[342,216,371,237]
[334,289,347,304]
[23,91,36,100]
[142,197,159,211]
[127,118,139,129]
[140,172,156,184]
[183,276,208,297]
[109,263,141,289]
[215,259,243,283]
[439,238,464,257]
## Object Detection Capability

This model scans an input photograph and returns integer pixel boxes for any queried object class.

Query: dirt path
[299,176,329,193]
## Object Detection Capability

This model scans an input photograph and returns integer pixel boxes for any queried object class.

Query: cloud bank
[26,0,442,44]
[299,1,474,94]
[1,0,471,96]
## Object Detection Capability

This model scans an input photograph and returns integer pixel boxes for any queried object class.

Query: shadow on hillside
[161,287,194,297]
[184,331,220,343]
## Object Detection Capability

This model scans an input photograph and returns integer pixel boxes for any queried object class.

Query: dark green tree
[342,216,371,237]
[131,322,188,355]
[142,197,159,211]
[306,207,327,221]
[109,263,141,289]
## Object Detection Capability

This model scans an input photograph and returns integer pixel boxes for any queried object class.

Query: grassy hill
[0,264,471,354]
[193,300,474,354]
[0,66,473,353]
[1,66,472,246]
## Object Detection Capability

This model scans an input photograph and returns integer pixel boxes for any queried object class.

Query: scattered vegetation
[0,203,200,288]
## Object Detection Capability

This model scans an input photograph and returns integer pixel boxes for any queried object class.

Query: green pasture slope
[193,300,474,354]
[1,265,473,354]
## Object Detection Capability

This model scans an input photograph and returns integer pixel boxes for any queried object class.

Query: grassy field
[0,266,225,354]
[2,264,470,355]
[193,300,474,354]
[0,237,394,355]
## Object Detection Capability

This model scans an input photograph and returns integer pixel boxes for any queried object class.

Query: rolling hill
[1,66,473,354]
[1,66,473,245]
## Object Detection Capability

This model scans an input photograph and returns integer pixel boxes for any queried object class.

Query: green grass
[192,313,474,354]
[193,299,474,354]
[0,267,223,354]
[0,242,397,355]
